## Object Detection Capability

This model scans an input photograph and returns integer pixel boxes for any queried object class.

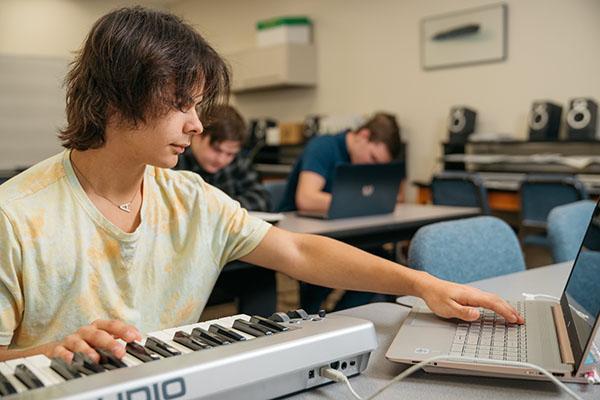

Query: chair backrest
[547,200,596,263]
[264,180,287,212]
[520,175,588,228]
[431,172,490,214]
[408,216,525,283]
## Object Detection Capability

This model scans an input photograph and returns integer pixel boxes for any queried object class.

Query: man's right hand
[49,320,141,363]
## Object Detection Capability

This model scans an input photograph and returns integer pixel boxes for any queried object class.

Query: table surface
[290,262,600,399]
[276,203,479,239]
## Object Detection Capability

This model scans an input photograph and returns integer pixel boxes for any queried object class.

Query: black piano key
[145,336,181,358]
[287,309,309,320]
[208,324,247,342]
[14,364,44,389]
[50,357,81,380]
[126,342,161,362]
[173,331,211,351]
[233,319,273,337]
[191,328,231,346]
[0,371,17,395]
[96,348,127,370]
[72,352,105,375]
[250,315,288,332]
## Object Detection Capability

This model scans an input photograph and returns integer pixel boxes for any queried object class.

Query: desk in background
[290,262,599,399]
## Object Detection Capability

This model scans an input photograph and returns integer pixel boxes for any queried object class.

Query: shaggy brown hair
[59,6,230,150]
[357,112,402,158]
[202,105,247,145]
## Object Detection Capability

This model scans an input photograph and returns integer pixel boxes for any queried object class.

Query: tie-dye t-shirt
[0,150,271,349]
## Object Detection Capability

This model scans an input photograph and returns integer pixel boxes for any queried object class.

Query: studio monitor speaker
[566,98,599,141]
[528,101,562,141]
[448,106,476,143]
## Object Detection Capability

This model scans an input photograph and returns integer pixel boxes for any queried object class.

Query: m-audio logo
[97,377,186,400]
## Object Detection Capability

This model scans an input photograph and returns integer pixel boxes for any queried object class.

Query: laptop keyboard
[450,302,528,362]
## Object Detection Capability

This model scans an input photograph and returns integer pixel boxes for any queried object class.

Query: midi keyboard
[0,310,377,399]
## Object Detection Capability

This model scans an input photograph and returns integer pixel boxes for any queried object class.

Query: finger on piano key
[25,355,65,385]
[126,342,161,362]
[148,330,195,355]
[0,369,17,396]
[0,363,28,393]
[96,349,127,370]
[144,336,181,358]
[50,357,81,381]
[72,352,105,375]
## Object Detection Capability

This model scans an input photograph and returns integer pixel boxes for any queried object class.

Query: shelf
[227,44,316,93]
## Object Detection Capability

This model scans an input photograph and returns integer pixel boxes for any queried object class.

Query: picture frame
[421,3,508,70]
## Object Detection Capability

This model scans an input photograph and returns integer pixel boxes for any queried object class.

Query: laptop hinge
[551,304,575,365]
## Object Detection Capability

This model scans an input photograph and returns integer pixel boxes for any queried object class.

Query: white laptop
[386,200,600,383]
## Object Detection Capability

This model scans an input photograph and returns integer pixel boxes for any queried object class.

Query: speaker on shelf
[566,98,599,141]
[447,106,476,143]
[528,101,562,141]
[247,118,277,148]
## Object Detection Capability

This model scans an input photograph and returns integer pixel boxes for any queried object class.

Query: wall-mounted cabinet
[227,44,316,93]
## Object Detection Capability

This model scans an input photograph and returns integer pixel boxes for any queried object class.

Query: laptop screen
[560,200,600,369]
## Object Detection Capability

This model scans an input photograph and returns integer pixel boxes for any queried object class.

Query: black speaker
[567,98,599,141]
[247,118,277,147]
[528,101,562,141]
[447,106,476,143]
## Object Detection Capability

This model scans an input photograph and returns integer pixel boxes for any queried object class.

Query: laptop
[386,200,600,383]
[297,162,405,220]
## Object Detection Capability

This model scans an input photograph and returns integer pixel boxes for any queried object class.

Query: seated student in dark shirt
[279,113,403,312]
[175,105,270,212]
[279,112,402,212]
[175,105,274,315]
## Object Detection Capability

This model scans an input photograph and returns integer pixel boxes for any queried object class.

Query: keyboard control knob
[318,309,327,318]
[269,312,290,323]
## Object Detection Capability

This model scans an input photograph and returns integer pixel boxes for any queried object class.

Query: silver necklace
[71,158,139,213]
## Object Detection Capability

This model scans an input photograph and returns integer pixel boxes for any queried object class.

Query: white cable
[521,292,560,302]
[320,355,585,400]
[320,367,363,400]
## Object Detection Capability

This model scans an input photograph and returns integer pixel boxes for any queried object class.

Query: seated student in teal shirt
[279,113,402,212]
[279,113,404,312]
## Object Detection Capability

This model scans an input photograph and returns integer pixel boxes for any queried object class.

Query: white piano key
[0,362,28,393]
[25,355,65,385]
[5,357,51,388]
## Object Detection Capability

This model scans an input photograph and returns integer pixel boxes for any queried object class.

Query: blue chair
[408,216,525,283]
[547,200,596,263]
[263,180,287,212]
[431,172,490,214]
[519,175,588,247]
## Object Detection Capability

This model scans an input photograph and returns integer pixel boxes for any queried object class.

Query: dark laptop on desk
[297,162,405,220]
[386,200,600,383]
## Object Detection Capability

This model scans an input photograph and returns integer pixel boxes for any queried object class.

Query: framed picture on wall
[421,3,508,70]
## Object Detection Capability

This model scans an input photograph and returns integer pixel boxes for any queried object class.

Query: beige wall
[172,0,600,201]
[1,1,599,200]
[0,0,168,57]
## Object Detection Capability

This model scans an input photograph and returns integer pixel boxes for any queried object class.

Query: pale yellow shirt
[0,150,271,349]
